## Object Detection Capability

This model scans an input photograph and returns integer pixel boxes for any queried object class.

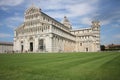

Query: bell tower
[92,20,100,29]
[91,20,100,51]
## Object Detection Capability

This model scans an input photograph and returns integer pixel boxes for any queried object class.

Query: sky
[0,0,120,45]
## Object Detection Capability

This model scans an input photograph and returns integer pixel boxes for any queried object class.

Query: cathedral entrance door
[30,42,33,52]
[86,48,88,52]
[21,45,23,52]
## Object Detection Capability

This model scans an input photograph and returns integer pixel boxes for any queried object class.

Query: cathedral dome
[62,16,69,23]
[61,16,72,30]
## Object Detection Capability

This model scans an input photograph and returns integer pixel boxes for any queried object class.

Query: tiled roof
[0,42,13,46]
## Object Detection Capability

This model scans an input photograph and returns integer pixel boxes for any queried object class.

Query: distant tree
[100,45,105,51]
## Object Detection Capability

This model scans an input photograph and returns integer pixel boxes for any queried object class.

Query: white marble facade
[14,5,100,53]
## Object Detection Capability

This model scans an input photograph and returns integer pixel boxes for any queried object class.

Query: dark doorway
[39,39,44,50]
[86,48,88,52]
[21,45,23,52]
[30,42,33,51]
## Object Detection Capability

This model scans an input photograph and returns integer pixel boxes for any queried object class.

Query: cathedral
[14,5,100,53]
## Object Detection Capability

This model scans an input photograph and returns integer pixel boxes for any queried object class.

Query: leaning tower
[91,20,101,51]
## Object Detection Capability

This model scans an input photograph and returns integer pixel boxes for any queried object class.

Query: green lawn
[0,52,120,80]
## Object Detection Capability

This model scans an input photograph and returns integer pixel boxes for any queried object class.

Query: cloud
[6,16,24,29]
[0,0,24,6]
[96,3,120,26]
[40,0,64,10]
[24,0,99,27]
[67,3,97,17]
[0,7,9,11]
[0,33,12,38]
[117,19,120,23]
[36,0,99,28]
[111,24,120,28]
[101,20,111,26]
[114,34,120,39]
[80,17,92,25]
[7,17,23,21]
[0,23,3,26]
[27,0,99,19]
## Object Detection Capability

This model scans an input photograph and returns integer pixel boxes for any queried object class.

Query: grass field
[0,52,120,80]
